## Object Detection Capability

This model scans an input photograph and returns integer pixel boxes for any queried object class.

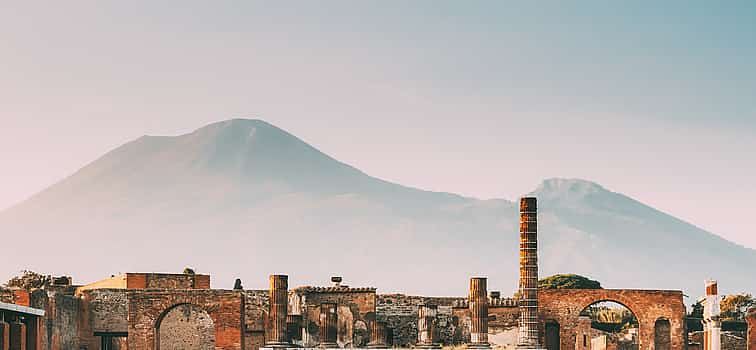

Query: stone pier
[367,321,387,348]
[319,303,338,348]
[417,304,439,348]
[267,275,290,348]
[468,277,490,348]
[516,197,544,350]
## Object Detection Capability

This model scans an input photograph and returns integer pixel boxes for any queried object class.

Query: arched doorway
[654,318,670,350]
[545,319,560,350]
[156,304,215,350]
[579,301,639,350]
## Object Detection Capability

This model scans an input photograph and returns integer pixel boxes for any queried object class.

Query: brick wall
[30,290,82,350]
[125,273,210,290]
[127,289,243,350]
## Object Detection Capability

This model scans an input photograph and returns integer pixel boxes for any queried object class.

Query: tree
[5,270,50,290]
[538,274,602,289]
[183,267,196,275]
[688,301,704,319]
[720,294,755,321]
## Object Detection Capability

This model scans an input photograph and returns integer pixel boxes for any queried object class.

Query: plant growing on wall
[4,270,50,290]
[538,274,602,289]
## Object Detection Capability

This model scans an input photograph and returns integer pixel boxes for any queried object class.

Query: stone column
[417,304,438,348]
[319,303,338,348]
[367,321,387,348]
[469,277,490,348]
[9,320,25,350]
[746,308,756,350]
[266,275,290,348]
[517,197,544,350]
[0,320,9,350]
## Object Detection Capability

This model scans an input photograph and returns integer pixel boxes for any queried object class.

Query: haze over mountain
[1,119,753,297]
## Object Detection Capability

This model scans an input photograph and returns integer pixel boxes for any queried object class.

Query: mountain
[1,119,753,297]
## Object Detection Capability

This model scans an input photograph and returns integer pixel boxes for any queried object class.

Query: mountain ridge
[1,119,752,296]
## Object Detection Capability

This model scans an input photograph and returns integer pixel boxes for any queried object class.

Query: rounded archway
[578,301,639,350]
[156,304,215,350]
[654,318,671,350]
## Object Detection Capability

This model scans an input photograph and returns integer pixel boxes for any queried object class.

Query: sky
[1,1,755,249]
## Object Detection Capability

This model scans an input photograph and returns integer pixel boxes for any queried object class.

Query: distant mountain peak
[531,178,607,201]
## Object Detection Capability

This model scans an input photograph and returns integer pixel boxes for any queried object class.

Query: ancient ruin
[0,197,717,350]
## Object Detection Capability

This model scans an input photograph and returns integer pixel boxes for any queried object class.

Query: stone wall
[689,331,747,350]
[242,290,268,350]
[376,294,466,347]
[127,289,243,350]
[79,289,128,334]
[158,304,215,350]
[539,289,685,350]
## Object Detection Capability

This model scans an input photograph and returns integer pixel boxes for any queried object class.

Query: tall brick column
[469,277,490,348]
[517,197,544,350]
[9,320,25,350]
[319,303,338,348]
[417,304,439,348]
[0,320,9,350]
[266,275,290,348]
[367,321,387,348]
[746,308,755,350]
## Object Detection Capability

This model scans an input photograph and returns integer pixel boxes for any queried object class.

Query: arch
[544,319,560,350]
[654,318,671,350]
[577,300,639,350]
[154,303,215,350]
[539,289,685,350]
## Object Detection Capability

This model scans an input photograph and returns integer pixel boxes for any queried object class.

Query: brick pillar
[517,197,543,349]
[417,304,438,348]
[9,321,25,350]
[367,321,387,348]
[319,303,338,348]
[0,320,9,350]
[266,275,290,347]
[746,308,756,350]
[469,277,490,348]
[576,316,591,350]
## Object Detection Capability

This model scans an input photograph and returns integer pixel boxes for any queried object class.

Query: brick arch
[155,303,215,350]
[539,289,685,350]
[127,290,244,350]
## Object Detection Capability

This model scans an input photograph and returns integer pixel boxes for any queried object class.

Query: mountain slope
[1,119,753,296]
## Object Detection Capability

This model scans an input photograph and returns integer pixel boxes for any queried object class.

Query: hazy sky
[1,1,755,249]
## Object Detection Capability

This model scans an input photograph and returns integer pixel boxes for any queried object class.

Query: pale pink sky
[1,1,755,249]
